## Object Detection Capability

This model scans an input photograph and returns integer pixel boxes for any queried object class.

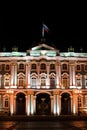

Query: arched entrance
[36,93,51,115]
[16,92,26,115]
[61,93,71,115]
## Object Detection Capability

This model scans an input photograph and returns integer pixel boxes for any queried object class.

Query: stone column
[56,94,60,115]
[26,63,31,88]
[53,94,57,115]
[9,91,14,115]
[30,94,34,115]
[11,63,17,88]
[46,64,50,88]
[27,94,31,116]
[37,63,40,88]
[72,64,75,86]
[69,63,73,86]
[73,94,78,115]
[50,96,54,114]
[56,63,59,88]
[33,96,36,114]
[58,63,61,88]
[27,90,34,115]
[13,96,16,115]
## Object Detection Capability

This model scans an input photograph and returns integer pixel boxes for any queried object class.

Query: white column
[53,94,57,115]
[50,96,54,114]
[27,94,31,116]
[13,96,16,115]
[11,63,17,88]
[14,64,17,87]
[73,94,78,115]
[30,95,34,115]
[26,63,28,88]
[10,93,14,115]
[58,63,61,88]
[56,94,60,115]
[69,64,73,86]
[37,63,40,88]
[72,65,75,86]
[26,63,31,88]
[10,63,14,87]
[46,64,50,88]
[33,96,36,114]
[56,62,59,88]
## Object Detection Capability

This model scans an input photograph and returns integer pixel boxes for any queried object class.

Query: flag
[43,24,49,32]
[42,23,49,37]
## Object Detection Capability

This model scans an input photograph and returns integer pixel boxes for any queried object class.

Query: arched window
[18,73,25,88]
[61,73,69,89]
[50,73,56,88]
[4,73,10,88]
[41,77,46,86]
[76,74,82,88]
[31,77,36,88]
[50,78,55,88]
[3,95,9,108]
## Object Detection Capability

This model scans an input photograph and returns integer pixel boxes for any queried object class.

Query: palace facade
[0,39,87,116]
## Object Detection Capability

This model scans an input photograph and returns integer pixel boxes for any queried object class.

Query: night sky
[1,2,87,52]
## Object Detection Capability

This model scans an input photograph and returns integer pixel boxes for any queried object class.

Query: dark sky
[1,2,87,52]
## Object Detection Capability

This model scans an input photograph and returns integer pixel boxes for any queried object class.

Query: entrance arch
[36,93,51,115]
[16,92,26,115]
[61,92,71,115]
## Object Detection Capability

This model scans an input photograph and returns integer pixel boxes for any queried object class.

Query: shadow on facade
[61,92,71,115]
[36,93,51,115]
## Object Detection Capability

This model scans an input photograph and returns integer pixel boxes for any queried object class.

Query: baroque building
[0,39,87,116]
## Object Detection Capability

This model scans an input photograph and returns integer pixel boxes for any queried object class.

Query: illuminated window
[18,73,25,88]
[41,77,46,86]
[4,73,10,88]
[31,77,36,88]
[50,78,55,88]
[76,79,81,86]
[62,74,69,89]
[5,78,9,86]
[3,95,9,108]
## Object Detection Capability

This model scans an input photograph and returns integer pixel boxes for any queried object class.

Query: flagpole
[42,23,44,38]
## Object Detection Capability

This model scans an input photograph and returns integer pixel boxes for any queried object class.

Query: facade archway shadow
[61,92,71,115]
[16,92,26,115]
[36,93,51,115]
